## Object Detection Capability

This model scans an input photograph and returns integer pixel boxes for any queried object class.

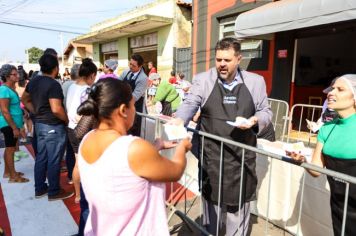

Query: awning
[235,0,356,39]
[73,14,173,44]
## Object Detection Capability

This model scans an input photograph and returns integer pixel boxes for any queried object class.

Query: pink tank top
[78,134,169,236]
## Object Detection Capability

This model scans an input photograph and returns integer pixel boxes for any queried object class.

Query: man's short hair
[215,37,241,56]
[43,48,58,57]
[39,54,59,74]
[131,54,144,66]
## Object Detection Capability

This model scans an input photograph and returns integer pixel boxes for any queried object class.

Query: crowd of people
[0,36,355,236]
[0,48,193,235]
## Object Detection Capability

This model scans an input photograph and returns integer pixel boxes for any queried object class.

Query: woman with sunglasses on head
[0,64,29,183]
[289,74,356,236]
[66,58,97,204]
[77,78,191,235]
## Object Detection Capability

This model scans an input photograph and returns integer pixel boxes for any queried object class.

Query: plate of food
[163,124,189,141]
[284,142,313,162]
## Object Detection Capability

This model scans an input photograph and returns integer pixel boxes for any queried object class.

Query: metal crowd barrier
[286,104,323,147]
[138,112,356,236]
[267,98,289,141]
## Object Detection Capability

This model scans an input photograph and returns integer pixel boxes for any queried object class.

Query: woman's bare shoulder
[81,131,120,163]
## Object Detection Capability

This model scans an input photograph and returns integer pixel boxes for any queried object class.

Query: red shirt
[169,76,177,84]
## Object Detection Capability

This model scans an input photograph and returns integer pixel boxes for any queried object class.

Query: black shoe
[48,189,74,201]
[35,189,48,199]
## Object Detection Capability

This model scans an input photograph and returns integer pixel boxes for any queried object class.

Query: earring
[123,114,128,118]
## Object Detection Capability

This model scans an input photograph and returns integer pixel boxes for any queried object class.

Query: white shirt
[66,83,89,129]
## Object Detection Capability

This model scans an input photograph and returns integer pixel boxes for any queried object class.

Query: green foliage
[27,47,44,64]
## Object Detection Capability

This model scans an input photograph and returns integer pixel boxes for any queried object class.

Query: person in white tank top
[77,78,192,235]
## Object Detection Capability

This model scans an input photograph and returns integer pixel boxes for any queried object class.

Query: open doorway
[131,46,157,75]
[293,31,356,106]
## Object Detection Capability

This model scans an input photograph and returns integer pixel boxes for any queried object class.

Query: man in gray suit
[175,37,272,236]
[118,54,148,136]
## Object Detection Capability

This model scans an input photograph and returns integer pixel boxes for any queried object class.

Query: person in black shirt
[22,53,74,201]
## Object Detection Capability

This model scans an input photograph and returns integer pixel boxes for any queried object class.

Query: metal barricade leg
[216,141,224,236]
[296,171,306,236]
[341,183,350,236]
[237,148,246,236]
[200,136,205,228]
[264,156,274,236]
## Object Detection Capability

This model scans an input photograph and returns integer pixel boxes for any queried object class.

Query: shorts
[67,128,80,154]
[0,126,18,147]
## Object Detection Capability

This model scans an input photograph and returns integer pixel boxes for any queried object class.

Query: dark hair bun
[79,58,97,77]
[82,58,93,65]
[77,99,98,118]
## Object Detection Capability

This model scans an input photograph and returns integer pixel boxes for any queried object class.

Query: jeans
[78,184,89,236]
[65,137,75,180]
[34,123,66,196]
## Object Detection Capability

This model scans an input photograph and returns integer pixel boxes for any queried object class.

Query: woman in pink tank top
[77,78,191,236]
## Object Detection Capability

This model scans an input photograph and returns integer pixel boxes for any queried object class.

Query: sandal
[3,172,24,178]
[8,176,29,183]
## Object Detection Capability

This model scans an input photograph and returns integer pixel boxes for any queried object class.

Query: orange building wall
[192,0,198,76]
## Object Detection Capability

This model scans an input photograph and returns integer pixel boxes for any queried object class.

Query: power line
[0,0,33,16]
[13,7,134,15]
[0,20,84,34]
[0,17,89,30]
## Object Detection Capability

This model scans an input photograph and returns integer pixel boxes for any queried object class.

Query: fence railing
[267,98,289,141]
[287,104,323,147]
[138,112,356,236]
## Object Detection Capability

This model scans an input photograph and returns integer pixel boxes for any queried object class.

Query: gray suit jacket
[118,68,148,102]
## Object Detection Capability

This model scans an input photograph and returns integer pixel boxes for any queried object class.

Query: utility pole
[59,32,64,73]
[25,49,29,64]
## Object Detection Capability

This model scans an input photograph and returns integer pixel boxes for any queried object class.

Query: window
[101,41,118,53]
[130,33,158,48]
[220,22,263,59]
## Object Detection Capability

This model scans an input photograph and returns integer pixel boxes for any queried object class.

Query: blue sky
[0,0,159,62]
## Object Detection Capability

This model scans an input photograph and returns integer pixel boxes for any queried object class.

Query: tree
[27,47,43,63]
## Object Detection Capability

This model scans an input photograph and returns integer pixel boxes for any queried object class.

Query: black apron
[323,154,356,236]
[123,69,145,136]
[199,70,257,209]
